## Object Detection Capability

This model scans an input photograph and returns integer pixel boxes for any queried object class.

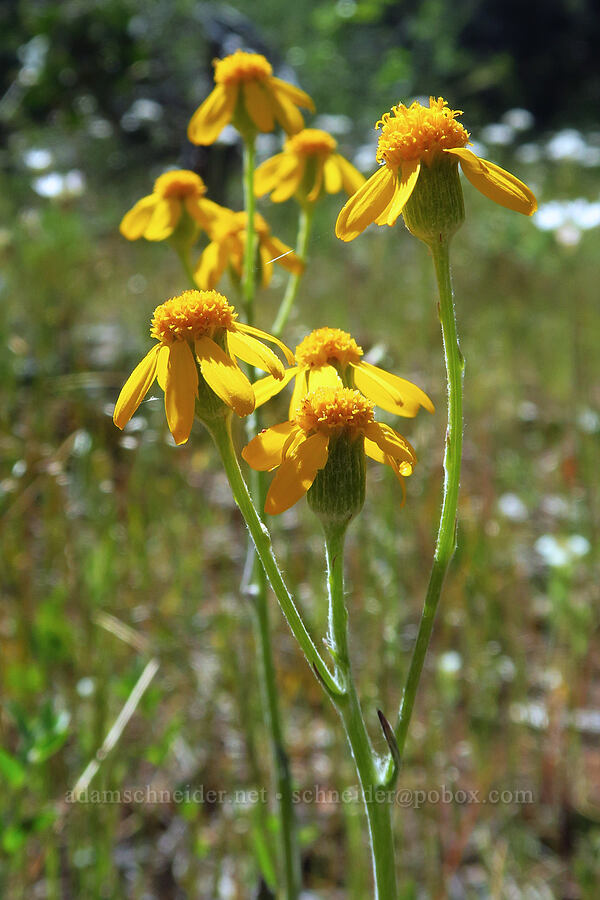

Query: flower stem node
[401,154,465,245]
[307,430,366,531]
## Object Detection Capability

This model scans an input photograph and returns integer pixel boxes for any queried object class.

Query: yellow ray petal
[253,367,299,407]
[352,361,434,417]
[268,77,315,112]
[243,81,275,131]
[185,196,227,230]
[259,242,274,288]
[270,157,306,202]
[334,154,366,195]
[227,330,285,378]
[261,234,304,275]
[144,198,180,241]
[289,367,308,417]
[268,86,304,135]
[265,431,329,514]
[365,440,408,501]
[384,158,421,225]
[307,157,325,202]
[156,344,169,391]
[164,341,198,445]
[113,344,160,429]
[187,83,238,145]
[254,153,296,197]
[363,422,416,473]
[445,147,537,216]
[323,157,343,194]
[335,165,396,242]
[306,364,342,391]
[242,421,299,470]
[193,239,229,290]
[236,323,295,365]
[119,195,158,240]
[195,335,254,417]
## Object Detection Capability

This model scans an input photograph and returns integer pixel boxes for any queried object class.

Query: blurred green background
[1,1,599,897]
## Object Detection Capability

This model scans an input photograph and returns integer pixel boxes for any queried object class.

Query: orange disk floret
[295,327,363,369]
[376,97,470,168]
[294,386,374,435]
[285,129,338,156]
[214,50,272,85]
[150,290,237,344]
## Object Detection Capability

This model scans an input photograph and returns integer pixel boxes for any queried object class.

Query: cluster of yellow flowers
[115,49,536,515]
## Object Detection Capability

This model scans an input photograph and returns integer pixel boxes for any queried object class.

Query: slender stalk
[173,244,198,290]
[240,133,301,897]
[209,417,343,691]
[242,136,257,323]
[272,204,314,337]
[385,237,464,784]
[324,523,398,899]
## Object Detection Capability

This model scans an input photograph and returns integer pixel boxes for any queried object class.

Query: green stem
[272,204,314,337]
[173,242,198,290]
[242,136,257,324]
[324,523,398,899]
[209,416,343,694]
[385,237,464,784]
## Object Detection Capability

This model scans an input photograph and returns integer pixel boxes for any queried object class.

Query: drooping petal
[187,83,238,145]
[265,431,329,514]
[270,157,306,202]
[193,239,229,290]
[364,421,416,473]
[352,361,434,417]
[242,421,299,470]
[268,85,305,135]
[113,344,161,429]
[288,367,308,416]
[119,195,158,240]
[307,157,325,202]
[235,323,295,365]
[254,153,297,197]
[185,196,227,231]
[382,158,421,225]
[259,242,274,287]
[144,198,180,241]
[156,344,169,391]
[268,77,315,112]
[445,147,537,216]
[365,439,407,500]
[260,234,304,275]
[334,154,367,195]
[253,367,299,408]
[227,330,285,378]
[306,364,342,391]
[243,80,275,131]
[195,335,254,417]
[335,165,397,242]
[164,341,198,445]
[323,157,343,194]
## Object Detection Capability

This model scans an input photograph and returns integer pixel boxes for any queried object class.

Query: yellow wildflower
[119,170,225,242]
[113,290,293,444]
[243,386,416,514]
[194,210,304,290]
[254,128,365,204]
[188,50,315,145]
[336,97,537,242]
[253,326,434,418]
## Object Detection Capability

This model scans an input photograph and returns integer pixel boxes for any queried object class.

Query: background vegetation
[1,1,599,896]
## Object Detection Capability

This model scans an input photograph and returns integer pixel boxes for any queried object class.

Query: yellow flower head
[194,209,304,290]
[243,385,417,514]
[119,170,225,242]
[253,326,434,419]
[336,97,537,242]
[113,290,293,444]
[187,49,315,145]
[254,128,365,204]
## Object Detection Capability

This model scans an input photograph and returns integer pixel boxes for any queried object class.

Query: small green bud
[307,431,366,530]
[402,155,465,245]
